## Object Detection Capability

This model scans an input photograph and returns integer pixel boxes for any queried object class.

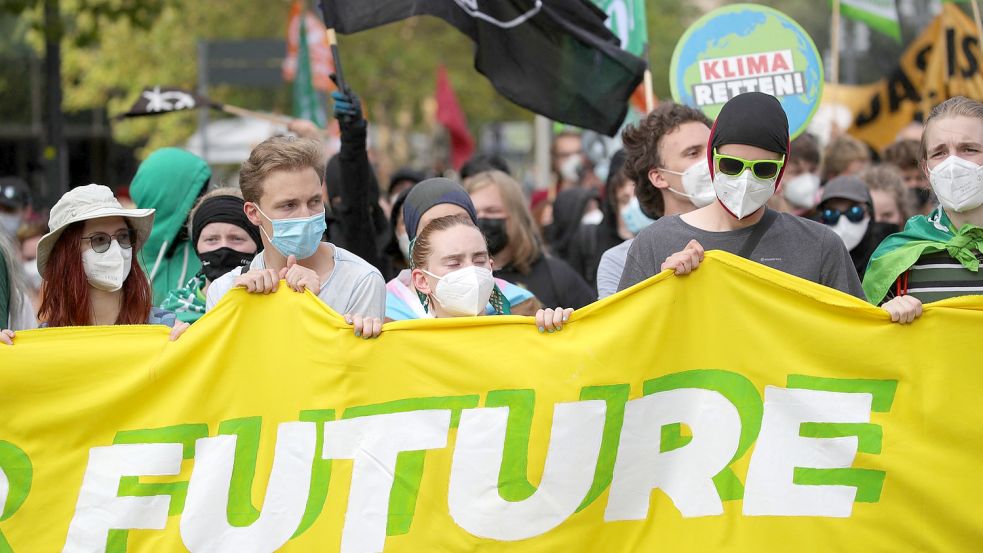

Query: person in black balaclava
[617,91,865,298]
[161,190,262,323]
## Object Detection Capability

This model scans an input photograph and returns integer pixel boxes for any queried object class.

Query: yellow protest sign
[848,3,983,150]
[1,252,981,552]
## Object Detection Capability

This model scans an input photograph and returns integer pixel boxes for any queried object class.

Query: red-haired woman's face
[80,217,128,252]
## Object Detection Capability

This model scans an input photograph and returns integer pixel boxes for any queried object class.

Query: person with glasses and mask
[1,184,189,345]
[410,214,572,333]
[618,92,864,298]
[205,137,386,339]
[161,188,262,324]
[864,96,983,324]
[815,176,899,280]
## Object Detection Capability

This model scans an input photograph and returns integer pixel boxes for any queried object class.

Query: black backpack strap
[737,209,778,260]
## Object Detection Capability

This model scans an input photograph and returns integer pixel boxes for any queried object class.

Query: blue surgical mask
[620,197,656,235]
[255,206,326,259]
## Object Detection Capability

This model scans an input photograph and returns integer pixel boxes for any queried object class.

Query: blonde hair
[822,135,870,181]
[918,96,983,162]
[462,170,542,274]
[186,187,244,237]
[239,136,325,204]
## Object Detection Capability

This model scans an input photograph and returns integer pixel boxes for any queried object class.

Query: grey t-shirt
[597,239,633,299]
[206,244,386,319]
[617,210,865,298]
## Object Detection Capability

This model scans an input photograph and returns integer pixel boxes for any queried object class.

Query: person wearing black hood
[565,150,634,288]
[618,92,864,298]
[291,83,391,278]
[816,176,899,279]
[544,187,601,266]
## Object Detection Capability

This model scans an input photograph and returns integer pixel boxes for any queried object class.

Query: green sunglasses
[713,149,785,179]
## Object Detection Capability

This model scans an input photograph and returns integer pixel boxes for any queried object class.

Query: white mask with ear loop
[714,170,777,219]
[422,265,495,317]
[82,241,132,292]
[661,161,716,207]
[928,155,983,212]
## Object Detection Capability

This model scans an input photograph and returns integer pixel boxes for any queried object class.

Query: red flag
[435,65,475,170]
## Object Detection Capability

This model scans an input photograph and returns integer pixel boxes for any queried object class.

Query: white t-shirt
[206,244,386,319]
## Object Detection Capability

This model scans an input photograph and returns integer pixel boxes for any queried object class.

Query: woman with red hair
[1,184,188,344]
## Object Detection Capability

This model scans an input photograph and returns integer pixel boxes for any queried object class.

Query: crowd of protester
[3,90,983,345]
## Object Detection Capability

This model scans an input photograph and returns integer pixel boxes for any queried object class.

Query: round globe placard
[669,4,824,138]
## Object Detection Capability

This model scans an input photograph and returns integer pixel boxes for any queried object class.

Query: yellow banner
[847,3,983,150]
[1,252,982,552]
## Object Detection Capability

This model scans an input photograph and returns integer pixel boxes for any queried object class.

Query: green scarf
[862,207,983,304]
[160,273,208,324]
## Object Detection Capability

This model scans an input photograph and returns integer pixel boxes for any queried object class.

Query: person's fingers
[885,300,901,322]
[169,322,189,341]
[562,308,574,322]
[287,255,297,269]
[544,309,557,332]
[903,296,920,324]
[260,270,274,293]
[367,317,383,339]
[244,276,257,293]
[677,256,692,276]
[535,309,546,332]
[279,266,289,280]
[689,240,705,259]
[0,329,13,345]
[551,308,565,331]
[351,314,365,337]
[269,270,280,293]
[344,313,354,325]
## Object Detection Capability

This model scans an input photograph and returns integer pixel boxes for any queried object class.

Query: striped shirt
[893,250,983,303]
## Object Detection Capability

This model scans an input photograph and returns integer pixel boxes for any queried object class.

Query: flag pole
[831,0,841,88]
[217,103,294,125]
[326,28,351,94]
[971,0,983,48]
[643,69,655,112]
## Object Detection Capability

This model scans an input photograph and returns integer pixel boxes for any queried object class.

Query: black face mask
[910,187,933,208]
[198,247,254,282]
[477,218,509,256]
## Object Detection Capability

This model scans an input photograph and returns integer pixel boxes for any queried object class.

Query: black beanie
[707,92,791,185]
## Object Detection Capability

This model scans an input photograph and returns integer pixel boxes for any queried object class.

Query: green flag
[835,0,902,42]
[292,14,327,127]
[592,0,648,56]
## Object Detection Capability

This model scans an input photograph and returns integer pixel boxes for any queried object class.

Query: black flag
[118,86,212,118]
[321,0,647,136]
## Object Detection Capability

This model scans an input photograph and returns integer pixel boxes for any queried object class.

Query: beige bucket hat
[37,184,155,275]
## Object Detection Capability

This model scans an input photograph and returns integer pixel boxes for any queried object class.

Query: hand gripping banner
[1,252,981,552]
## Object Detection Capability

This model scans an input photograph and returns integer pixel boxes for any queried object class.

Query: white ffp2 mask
[713,170,777,219]
[423,265,495,317]
[82,241,132,292]
[782,173,821,209]
[928,155,983,213]
[663,160,716,208]
[831,217,870,251]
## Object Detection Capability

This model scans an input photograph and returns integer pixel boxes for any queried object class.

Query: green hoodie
[130,148,210,306]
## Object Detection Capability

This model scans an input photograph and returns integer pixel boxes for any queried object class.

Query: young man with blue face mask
[618,92,864,298]
[205,136,386,338]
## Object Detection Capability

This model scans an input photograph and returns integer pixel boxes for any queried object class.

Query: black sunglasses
[81,229,136,253]
[820,205,866,225]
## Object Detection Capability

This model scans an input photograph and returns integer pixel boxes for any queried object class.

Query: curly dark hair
[622,103,711,218]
